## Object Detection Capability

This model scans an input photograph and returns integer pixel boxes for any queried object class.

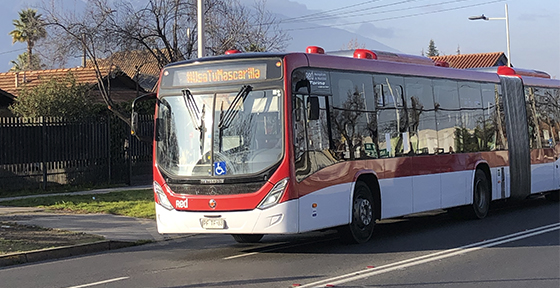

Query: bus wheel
[231,234,264,243]
[470,170,491,219]
[339,182,375,244]
[545,191,559,202]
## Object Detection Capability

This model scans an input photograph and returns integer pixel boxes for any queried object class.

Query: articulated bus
[132,46,560,244]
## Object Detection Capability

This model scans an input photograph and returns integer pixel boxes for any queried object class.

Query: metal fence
[0,115,153,191]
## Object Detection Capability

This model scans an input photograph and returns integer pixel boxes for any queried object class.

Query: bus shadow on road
[246,197,559,255]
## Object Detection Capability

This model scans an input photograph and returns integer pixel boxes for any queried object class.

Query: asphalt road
[1,197,558,288]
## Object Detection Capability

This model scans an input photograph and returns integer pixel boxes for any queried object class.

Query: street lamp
[469,3,511,67]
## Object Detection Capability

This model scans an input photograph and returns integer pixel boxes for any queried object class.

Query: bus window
[482,83,504,151]
[548,88,560,144]
[433,79,461,154]
[525,87,543,149]
[405,77,437,155]
[376,75,408,157]
[458,82,484,153]
[330,72,376,160]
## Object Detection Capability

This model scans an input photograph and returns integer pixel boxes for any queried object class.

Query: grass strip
[0,189,155,219]
[0,183,128,199]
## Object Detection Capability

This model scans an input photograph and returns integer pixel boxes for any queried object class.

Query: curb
[0,240,138,268]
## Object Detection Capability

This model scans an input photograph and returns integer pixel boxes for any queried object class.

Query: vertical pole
[505,3,511,67]
[41,116,47,190]
[107,117,112,184]
[197,0,205,58]
[126,132,132,186]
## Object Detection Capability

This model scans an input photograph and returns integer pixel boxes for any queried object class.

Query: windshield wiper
[218,85,253,129]
[182,89,202,130]
[182,89,207,158]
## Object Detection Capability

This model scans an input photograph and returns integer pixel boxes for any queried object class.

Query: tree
[426,39,439,57]
[9,73,93,119]
[205,0,289,54]
[40,0,289,125]
[9,8,47,71]
[10,52,44,71]
[342,38,365,50]
[41,0,131,124]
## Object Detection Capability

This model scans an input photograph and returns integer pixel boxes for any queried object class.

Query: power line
[282,0,470,24]
[280,0,423,24]
[280,0,384,23]
[283,0,505,32]
[0,48,26,56]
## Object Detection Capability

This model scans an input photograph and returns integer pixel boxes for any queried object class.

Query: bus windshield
[156,88,283,178]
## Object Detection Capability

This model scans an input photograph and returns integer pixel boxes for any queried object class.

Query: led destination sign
[169,63,268,87]
[187,66,264,83]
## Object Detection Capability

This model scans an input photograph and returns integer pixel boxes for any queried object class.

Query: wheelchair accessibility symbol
[214,161,227,176]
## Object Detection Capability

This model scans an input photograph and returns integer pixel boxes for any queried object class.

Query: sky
[0,0,558,78]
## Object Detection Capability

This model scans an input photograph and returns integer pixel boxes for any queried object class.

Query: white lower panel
[441,170,471,207]
[298,183,352,233]
[412,174,440,213]
[380,177,413,219]
[156,199,299,234]
[382,170,474,219]
[531,162,555,194]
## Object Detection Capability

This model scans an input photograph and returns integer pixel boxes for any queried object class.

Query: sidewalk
[0,185,183,267]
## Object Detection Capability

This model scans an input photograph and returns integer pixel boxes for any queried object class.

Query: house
[86,50,163,92]
[0,66,146,105]
[0,88,14,117]
[429,52,509,69]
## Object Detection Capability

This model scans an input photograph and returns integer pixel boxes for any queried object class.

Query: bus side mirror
[131,92,156,143]
[295,79,311,94]
[307,96,320,120]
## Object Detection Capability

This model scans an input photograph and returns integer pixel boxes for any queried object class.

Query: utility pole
[197,0,205,58]
[469,3,511,67]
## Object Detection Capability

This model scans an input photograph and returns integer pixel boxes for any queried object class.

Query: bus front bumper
[155,199,299,235]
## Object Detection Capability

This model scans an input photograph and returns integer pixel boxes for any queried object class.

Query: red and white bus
[132,46,560,243]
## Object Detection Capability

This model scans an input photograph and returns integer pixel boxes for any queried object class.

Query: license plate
[200,218,225,229]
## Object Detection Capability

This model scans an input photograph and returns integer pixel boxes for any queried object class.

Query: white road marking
[224,251,259,260]
[299,223,560,288]
[65,276,129,288]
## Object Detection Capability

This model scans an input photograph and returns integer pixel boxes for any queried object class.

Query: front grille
[168,181,267,195]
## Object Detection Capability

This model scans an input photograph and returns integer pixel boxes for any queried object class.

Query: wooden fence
[0,115,153,191]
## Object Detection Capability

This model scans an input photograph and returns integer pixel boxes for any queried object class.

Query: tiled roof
[0,66,118,97]
[0,66,142,103]
[429,52,507,69]
[87,50,163,90]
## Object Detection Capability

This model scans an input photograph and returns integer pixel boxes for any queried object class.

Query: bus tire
[231,234,264,243]
[339,181,375,244]
[545,191,559,202]
[469,169,491,219]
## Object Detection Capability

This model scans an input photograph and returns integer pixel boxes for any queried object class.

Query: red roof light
[353,49,377,60]
[225,50,242,55]
[306,46,325,54]
[497,66,518,77]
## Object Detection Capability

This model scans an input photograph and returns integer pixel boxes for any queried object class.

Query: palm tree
[9,8,46,70]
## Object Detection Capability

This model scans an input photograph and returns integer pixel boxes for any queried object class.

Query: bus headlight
[258,178,289,210]
[154,181,173,210]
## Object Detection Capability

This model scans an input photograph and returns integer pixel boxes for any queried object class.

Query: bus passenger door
[294,92,348,232]
[375,75,414,217]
